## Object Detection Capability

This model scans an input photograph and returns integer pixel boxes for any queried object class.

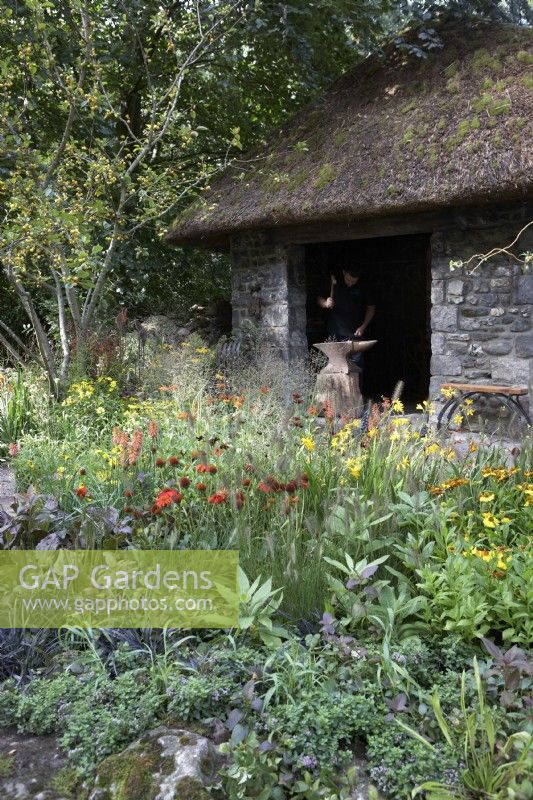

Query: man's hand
[318,296,334,309]
[354,327,365,338]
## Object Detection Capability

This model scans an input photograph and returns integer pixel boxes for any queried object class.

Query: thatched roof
[167,20,533,248]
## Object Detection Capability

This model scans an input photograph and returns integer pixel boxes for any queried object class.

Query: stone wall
[230,230,308,363]
[430,223,532,408]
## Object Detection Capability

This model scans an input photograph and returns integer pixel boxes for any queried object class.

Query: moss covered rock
[89,726,223,800]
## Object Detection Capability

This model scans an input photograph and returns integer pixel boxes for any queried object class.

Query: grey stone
[490,277,511,290]
[430,355,462,376]
[445,340,469,355]
[481,340,513,356]
[514,275,533,305]
[460,307,487,318]
[447,279,464,296]
[431,306,457,332]
[489,307,506,317]
[476,293,498,307]
[431,281,445,305]
[491,357,530,385]
[90,727,223,800]
[510,317,531,332]
[432,333,445,354]
[516,335,533,358]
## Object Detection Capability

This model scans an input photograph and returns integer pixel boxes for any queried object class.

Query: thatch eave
[166,19,533,250]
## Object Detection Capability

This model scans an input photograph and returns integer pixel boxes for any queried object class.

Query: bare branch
[451,220,533,273]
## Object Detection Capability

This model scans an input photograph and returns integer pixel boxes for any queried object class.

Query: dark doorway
[305,234,431,404]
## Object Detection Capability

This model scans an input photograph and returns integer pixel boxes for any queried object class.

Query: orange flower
[196,482,206,491]
[307,406,318,417]
[148,420,159,439]
[242,478,251,488]
[152,488,182,513]
[76,485,88,498]
[168,455,180,466]
[208,490,228,504]
[155,458,166,467]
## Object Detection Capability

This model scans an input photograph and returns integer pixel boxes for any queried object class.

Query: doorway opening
[305,233,431,405]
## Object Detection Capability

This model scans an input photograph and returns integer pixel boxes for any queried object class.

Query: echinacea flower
[155,458,166,467]
[168,455,180,466]
[179,477,191,488]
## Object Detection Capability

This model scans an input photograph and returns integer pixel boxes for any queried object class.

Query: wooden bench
[437,383,531,429]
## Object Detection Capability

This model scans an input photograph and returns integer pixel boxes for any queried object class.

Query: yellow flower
[96,406,105,415]
[396,456,410,470]
[57,466,66,476]
[391,399,404,413]
[301,435,315,452]
[367,428,378,439]
[482,512,498,529]
[346,457,363,479]
[196,347,209,354]
[424,443,440,456]
[453,413,463,426]
[416,400,436,414]
[441,387,457,400]
[389,431,401,442]
[479,492,495,503]
[468,441,478,453]
[391,417,410,427]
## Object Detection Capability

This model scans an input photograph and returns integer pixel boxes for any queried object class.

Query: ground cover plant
[0,345,532,799]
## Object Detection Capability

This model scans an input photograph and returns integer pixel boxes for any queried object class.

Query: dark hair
[342,265,363,279]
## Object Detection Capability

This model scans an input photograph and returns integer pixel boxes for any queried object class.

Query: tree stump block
[313,340,377,417]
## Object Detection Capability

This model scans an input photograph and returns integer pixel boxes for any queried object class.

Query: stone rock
[514,275,533,305]
[431,306,457,332]
[491,357,530,385]
[89,726,223,800]
[481,339,513,356]
[0,730,71,800]
[516,335,533,359]
[430,355,462,376]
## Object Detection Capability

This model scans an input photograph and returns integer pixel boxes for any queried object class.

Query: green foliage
[0,370,33,450]
[366,726,461,798]
[14,673,83,735]
[166,673,236,722]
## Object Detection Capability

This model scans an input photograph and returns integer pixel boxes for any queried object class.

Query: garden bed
[0,344,531,800]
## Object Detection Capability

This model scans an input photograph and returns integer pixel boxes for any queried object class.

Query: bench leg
[437,396,463,430]
[506,396,532,426]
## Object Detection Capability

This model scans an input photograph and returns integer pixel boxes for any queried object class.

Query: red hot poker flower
[148,420,159,440]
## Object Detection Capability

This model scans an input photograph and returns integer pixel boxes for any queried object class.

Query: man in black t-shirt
[318,265,376,369]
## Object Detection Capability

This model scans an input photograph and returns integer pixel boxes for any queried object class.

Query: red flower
[152,488,182,514]
[168,455,180,466]
[124,489,133,498]
[207,465,217,474]
[284,480,297,493]
[257,481,271,494]
[266,475,283,492]
[196,464,208,473]
[155,458,166,467]
[307,406,318,417]
[8,442,19,457]
[180,476,191,488]
[235,490,245,510]
[196,482,206,491]
[76,485,88,499]
[208,490,228,504]
[148,420,159,440]
[124,505,135,514]
[242,478,251,488]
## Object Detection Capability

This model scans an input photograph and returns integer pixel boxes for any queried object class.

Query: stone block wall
[429,224,532,407]
[230,230,308,363]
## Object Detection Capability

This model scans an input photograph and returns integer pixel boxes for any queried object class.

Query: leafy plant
[402,658,533,799]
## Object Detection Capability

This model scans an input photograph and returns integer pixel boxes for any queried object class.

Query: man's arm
[354,305,375,338]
